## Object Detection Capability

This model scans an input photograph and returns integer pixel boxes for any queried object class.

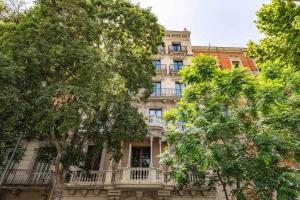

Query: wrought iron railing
[169,64,183,73]
[151,88,182,97]
[157,46,165,54]
[3,169,51,185]
[168,45,187,53]
[154,64,168,73]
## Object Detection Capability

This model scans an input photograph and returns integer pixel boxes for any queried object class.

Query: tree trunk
[52,167,64,200]
[236,176,241,200]
[50,129,65,200]
[216,169,230,200]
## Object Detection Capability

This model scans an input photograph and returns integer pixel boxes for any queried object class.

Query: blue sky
[132,0,271,47]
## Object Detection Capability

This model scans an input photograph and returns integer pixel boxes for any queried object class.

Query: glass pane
[142,154,150,167]
[174,61,183,70]
[149,110,156,116]
[153,60,161,70]
[149,109,162,116]
[172,43,181,51]
[152,82,161,96]
[131,154,140,167]
[156,110,162,116]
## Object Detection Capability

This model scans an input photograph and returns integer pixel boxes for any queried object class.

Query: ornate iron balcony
[3,169,52,185]
[150,88,183,97]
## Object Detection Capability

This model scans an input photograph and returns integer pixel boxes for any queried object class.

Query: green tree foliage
[162,55,299,200]
[247,0,300,158]
[0,0,27,167]
[0,0,163,199]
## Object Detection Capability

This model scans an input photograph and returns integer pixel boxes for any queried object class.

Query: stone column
[150,136,153,167]
[127,143,132,168]
[159,139,162,168]
[118,141,123,168]
[105,155,113,184]
[100,146,106,171]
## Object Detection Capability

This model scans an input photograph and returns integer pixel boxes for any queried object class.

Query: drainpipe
[0,132,24,189]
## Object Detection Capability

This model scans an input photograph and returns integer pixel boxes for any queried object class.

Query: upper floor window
[84,145,102,170]
[149,108,162,117]
[151,82,161,96]
[175,83,185,96]
[157,43,165,52]
[153,60,161,71]
[173,60,184,71]
[171,43,182,51]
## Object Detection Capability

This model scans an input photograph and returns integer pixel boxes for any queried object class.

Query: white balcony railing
[67,170,106,186]
[146,115,165,127]
[65,168,212,187]
[114,168,165,184]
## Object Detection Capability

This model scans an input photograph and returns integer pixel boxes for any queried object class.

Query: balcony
[67,170,106,186]
[113,167,166,188]
[150,88,182,98]
[157,46,165,54]
[169,64,183,73]
[146,115,165,127]
[168,45,187,55]
[3,169,52,186]
[154,64,168,74]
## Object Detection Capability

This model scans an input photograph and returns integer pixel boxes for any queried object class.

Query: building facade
[0,29,257,200]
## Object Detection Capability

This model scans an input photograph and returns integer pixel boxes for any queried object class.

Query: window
[171,43,182,51]
[153,60,161,71]
[152,82,161,96]
[231,60,241,68]
[175,83,185,96]
[131,147,151,168]
[173,60,184,71]
[149,109,162,117]
[84,145,102,170]
[157,43,165,52]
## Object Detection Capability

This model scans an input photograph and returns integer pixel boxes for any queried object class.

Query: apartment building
[0,29,257,200]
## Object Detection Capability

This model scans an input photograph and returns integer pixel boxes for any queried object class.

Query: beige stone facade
[1,29,256,200]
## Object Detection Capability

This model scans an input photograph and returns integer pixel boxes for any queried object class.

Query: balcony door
[153,60,161,71]
[152,82,161,96]
[131,147,151,168]
[173,60,184,71]
[84,145,102,171]
[171,43,182,51]
[149,109,162,117]
[175,83,185,96]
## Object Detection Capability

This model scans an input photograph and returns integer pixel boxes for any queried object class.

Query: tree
[0,0,163,199]
[247,1,300,198]
[162,55,299,200]
[0,0,27,169]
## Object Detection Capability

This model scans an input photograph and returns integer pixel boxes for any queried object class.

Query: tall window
[131,147,151,168]
[84,145,102,170]
[152,82,161,96]
[171,43,182,51]
[173,60,184,71]
[149,109,162,117]
[175,83,185,96]
[153,60,161,71]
